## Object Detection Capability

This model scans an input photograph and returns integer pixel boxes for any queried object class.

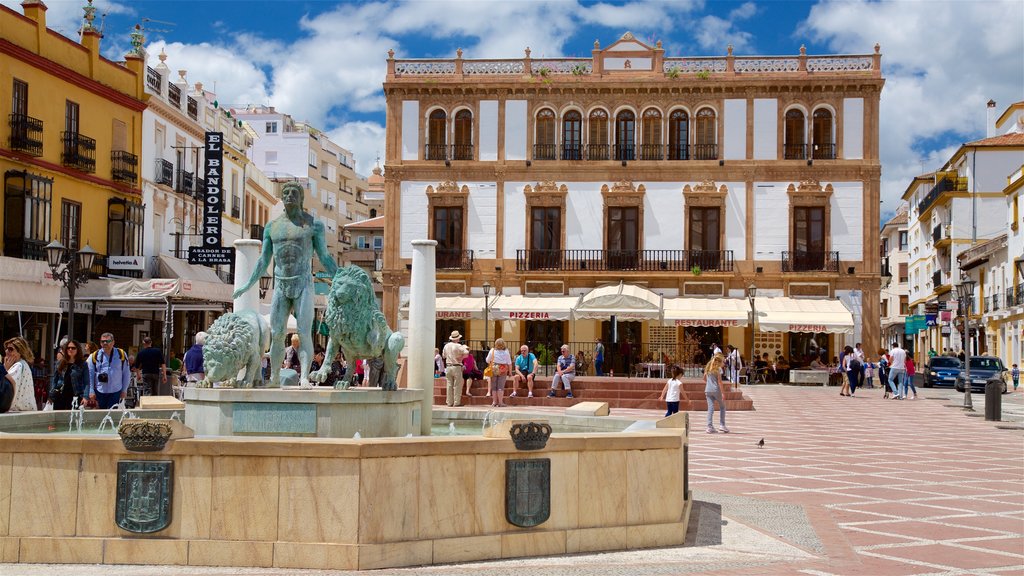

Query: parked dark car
[923,356,961,387]
[955,356,1009,394]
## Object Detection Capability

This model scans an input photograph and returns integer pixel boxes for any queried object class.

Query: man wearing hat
[442,331,469,407]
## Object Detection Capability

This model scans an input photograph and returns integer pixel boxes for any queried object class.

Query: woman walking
[50,339,88,410]
[485,338,513,407]
[903,355,918,400]
[659,366,684,417]
[839,346,853,397]
[4,337,38,412]
[704,353,729,433]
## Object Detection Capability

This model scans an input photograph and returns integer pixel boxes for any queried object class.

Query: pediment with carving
[426,180,469,207]
[601,180,646,206]
[787,179,833,205]
[683,180,728,206]
[524,181,568,207]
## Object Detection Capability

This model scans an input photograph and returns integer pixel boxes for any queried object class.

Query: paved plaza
[1,385,1021,576]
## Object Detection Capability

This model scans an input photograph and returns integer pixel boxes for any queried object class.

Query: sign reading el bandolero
[788,324,827,332]
[188,131,234,266]
[674,319,741,327]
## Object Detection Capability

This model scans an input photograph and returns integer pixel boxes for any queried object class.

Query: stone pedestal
[182,387,423,437]
[789,370,830,386]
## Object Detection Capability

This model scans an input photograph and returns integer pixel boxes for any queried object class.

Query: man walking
[727,345,743,384]
[134,337,167,396]
[441,331,467,407]
[88,333,131,409]
[887,341,907,399]
[594,338,605,377]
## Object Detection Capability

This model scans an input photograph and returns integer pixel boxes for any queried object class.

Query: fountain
[0,239,690,571]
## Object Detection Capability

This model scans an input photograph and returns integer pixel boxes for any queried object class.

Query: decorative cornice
[601,180,645,206]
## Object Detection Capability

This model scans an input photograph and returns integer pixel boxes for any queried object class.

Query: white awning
[75,277,233,307]
[573,282,662,320]
[157,254,223,283]
[489,294,580,321]
[755,297,855,334]
[0,256,60,314]
[400,295,487,320]
[663,297,751,327]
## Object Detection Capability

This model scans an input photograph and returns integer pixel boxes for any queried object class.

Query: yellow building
[1,0,145,346]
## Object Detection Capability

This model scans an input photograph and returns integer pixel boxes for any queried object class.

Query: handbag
[493,363,510,377]
[483,365,493,378]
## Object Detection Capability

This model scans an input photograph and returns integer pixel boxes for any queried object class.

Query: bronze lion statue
[310,265,405,390]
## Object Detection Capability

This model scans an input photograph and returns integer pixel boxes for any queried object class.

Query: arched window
[452,109,473,160]
[640,108,662,160]
[668,110,689,160]
[562,110,582,160]
[784,109,806,159]
[427,109,447,160]
[812,108,834,159]
[534,108,556,160]
[615,110,635,161]
[588,109,609,160]
[694,108,717,160]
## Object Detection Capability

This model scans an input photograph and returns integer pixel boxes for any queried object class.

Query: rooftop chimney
[987,99,997,138]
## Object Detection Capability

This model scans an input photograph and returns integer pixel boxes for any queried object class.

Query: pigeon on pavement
[757,438,765,448]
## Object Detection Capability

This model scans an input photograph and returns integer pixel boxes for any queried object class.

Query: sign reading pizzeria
[788,324,827,333]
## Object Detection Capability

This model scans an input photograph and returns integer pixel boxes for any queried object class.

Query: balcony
[230,205,240,219]
[586,143,610,160]
[613,144,635,161]
[515,249,734,272]
[692,143,718,160]
[60,132,96,173]
[8,113,43,156]
[450,144,474,161]
[811,143,836,159]
[436,249,474,270]
[3,237,47,261]
[175,170,195,196]
[781,250,840,272]
[917,175,968,216]
[154,159,173,186]
[111,151,138,185]
[146,66,161,92]
[425,143,447,161]
[561,143,582,160]
[667,144,688,161]
[249,224,265,239]
[1007,287,1023,308]
[533,143,556,160]
[168,83,181,108]
[784,143,806,160]
[638,144,663,161]
[187,96,199,120]
[991,293,1000,312]
[932,270,944,289]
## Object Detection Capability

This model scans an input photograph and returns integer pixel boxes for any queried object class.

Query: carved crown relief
[426,181,470,207]
[601,180,645,206]
[683,180,728,206]
[786,179,833,205]
[524,181,568,207]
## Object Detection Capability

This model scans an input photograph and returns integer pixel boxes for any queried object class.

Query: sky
[9,0,1023,220]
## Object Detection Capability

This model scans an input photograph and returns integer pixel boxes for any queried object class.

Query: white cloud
[327,121,386,175]
[0,0,134,39]
[802,0,1024,211]
[146,40,271,109]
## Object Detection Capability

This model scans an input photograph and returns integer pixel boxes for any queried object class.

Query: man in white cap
[441,330,468,407]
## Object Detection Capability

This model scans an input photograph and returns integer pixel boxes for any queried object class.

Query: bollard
[984,380,1002,421]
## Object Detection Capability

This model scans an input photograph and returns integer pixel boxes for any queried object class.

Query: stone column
[409,240,437,436]
[233,239,263,314]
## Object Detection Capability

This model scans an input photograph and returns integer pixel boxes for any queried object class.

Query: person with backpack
[87,332,131,409]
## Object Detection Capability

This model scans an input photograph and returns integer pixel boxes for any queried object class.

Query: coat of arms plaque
[505,458,550,527]
[115,460,173,533]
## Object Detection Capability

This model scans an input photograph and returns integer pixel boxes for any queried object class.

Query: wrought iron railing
[639,143,663,161]
[60,131,96,173]
[249,224,265,239]
[4,237,47,261]
[561,143,582,160]
[932,270,943,288]
[932,223,948,243]
[171,232,203,259]
[176,170,195,196]
[1007,288,1023,308]
[586,143,610,160]
[425,143,447,160]
[918,175,968,215]
[8,113,43,156]
[168,83,182,108]
[781,250,840,272]
[155,158,173,186]
[450,143,474,161]
[146,66,161,92]
[187,96,198,120]
[437,249,474,270]
[692,143,718,160]
[515,249,734,272]
[533,143,557,160]
[111,151,138,184]
[230,205,240,219]
[784,143,806,160]
[667,144,688,161]
[811,143,836,159]
[614,144,635,161]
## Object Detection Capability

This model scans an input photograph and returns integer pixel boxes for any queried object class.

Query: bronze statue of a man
[234,181,337,387]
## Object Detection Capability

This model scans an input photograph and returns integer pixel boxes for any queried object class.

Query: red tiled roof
[343,216,384,230]
[885,211,908,226]
[964,132,1024,147]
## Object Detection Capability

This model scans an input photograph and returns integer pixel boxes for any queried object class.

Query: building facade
[880,206,909,349]
[1,1,145,355]
[382,34,883,367]
[902,102,1024,364]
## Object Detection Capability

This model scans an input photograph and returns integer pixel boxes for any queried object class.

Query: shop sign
[437,311,472,319]
[788,324,827,332]
[507,311,552,320]
[674,319,741,327]
[108,255,145,271]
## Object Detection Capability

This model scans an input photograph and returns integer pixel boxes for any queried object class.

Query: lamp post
[482,281,491,348]
[747,284,757,384]
[956,278,976,411]
[45,240,98,343]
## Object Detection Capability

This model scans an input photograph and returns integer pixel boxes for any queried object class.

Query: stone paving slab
[1,385,1020,575]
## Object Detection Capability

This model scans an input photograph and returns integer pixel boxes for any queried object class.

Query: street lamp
[259,274,272,299]
[747,284,757,384]
[956,278,976,411]
[482,281,491,348]
[45,240,98,343]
